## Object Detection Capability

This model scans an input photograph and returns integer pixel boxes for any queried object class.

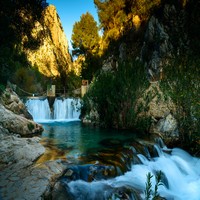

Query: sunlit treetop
[71,12,100,56]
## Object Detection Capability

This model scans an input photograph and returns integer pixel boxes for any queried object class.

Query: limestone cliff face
[25,5,72,77]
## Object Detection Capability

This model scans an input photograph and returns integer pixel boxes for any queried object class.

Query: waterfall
[53,98,80,120]
[25,98,51,121]
[25,98,80,122]
[64,145,200,200]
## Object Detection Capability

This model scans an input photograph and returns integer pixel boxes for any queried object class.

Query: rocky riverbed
[0,88,67,199]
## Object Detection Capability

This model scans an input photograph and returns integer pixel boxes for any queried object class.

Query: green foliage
[13,66,48,95]
[187,0,200,55]
[0,46,29,85]
[81,53,102,81]
[94,0,161,46]
[145,172,153,200]
[67,71,82,92]
[0,0,45,86]
[0,85,5,95]
[72,12,100,56]
[160,56,200,152]
[71,12,101,81]
[82,59,150,130]
[27,122,35,131]
[0,0,44,48]
[131,0,161,20]
[145,171,163,200]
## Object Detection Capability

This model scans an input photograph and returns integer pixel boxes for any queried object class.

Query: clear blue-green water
[41,121,138,162]
[40,121,200,200]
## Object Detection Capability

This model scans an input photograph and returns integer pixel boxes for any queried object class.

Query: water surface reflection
[39,121,139,163]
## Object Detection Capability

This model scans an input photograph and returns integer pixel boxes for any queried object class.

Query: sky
[47,0,99,50]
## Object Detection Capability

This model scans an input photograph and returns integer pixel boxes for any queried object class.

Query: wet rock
[0,142,66,200]
[63,164,117,182]
[0,162,64,200]
[50,182,71,200]
[0,125,67,200]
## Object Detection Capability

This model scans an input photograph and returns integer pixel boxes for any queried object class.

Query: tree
[71,12,101,81]
[0,0,45,85]
[94,0,161,44]
[71,12,100,56]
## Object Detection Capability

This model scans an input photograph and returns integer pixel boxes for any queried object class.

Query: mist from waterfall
[25,98,80,122]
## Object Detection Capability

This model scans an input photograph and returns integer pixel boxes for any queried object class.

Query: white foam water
[53,98,80,120]
[25,98,51,121]
[25,98,81,122]
[66,146,200,200]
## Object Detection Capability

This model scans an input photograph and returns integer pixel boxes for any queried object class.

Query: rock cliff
[24,5,72,77]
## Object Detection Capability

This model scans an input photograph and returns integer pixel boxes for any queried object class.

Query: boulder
[152,113,179,138]
[0,87,33,119]
[0,104,43,136]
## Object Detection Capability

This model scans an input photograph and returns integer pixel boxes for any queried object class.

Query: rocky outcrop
[153,113,178,137]
[0,89,67,199]
[135,82,178,139]
[25,5,72,77]
[0,104,43,136]
[0,126,66,200]
[141,4,189,81]
[0,128,45,167]
[0,87,32,119]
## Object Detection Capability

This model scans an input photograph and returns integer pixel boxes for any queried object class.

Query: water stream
[26,98,200,200]
[64,146,200,200]
[25,97,81,122]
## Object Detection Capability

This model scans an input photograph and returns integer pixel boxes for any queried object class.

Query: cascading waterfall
[53,98,80,120]
[63,144,200,200]
[25,98,51,121]
[25,97,80,122]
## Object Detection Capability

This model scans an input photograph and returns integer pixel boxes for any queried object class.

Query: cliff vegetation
[79,0,200,153]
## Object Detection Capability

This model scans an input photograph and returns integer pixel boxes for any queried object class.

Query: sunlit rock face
[25,5,72,77]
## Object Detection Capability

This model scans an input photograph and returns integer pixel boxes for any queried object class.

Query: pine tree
[71,12,100,56]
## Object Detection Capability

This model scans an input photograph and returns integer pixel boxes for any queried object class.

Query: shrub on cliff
[160,56,200,152]
[82,59,150,131]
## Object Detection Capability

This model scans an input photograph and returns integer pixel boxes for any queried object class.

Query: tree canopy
[94,0,161,44]
[71,12,100,56]
[0,0,46,85]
